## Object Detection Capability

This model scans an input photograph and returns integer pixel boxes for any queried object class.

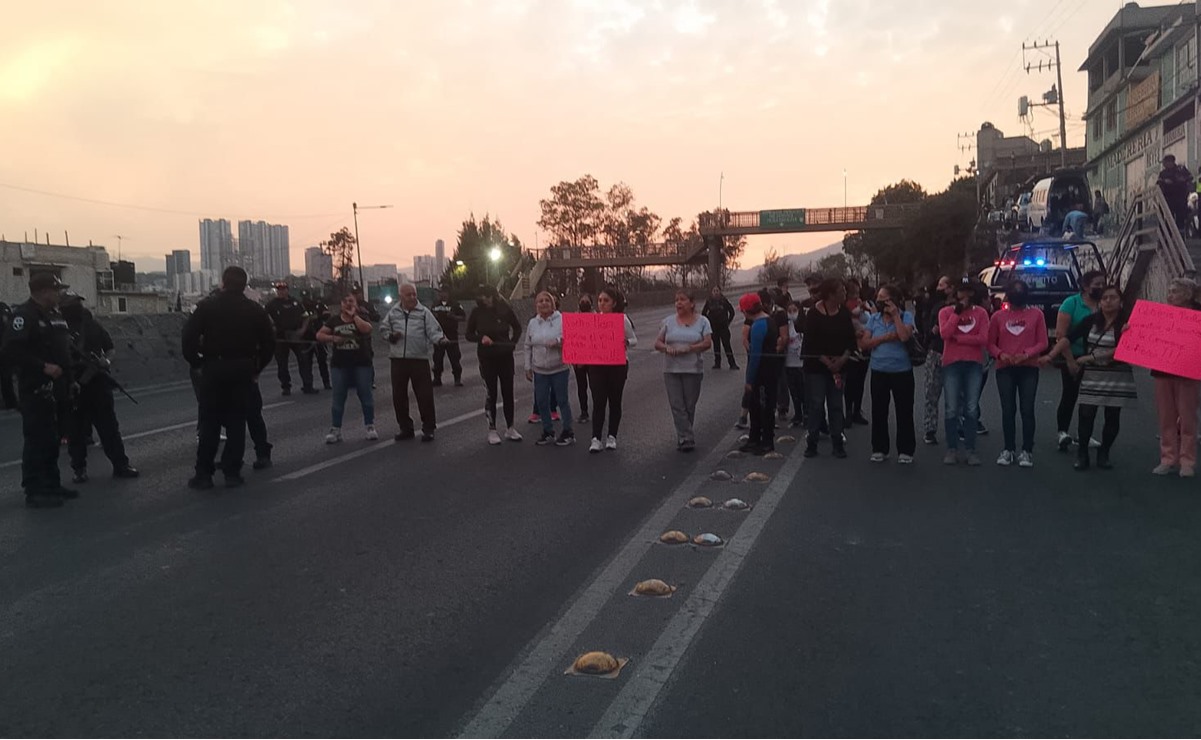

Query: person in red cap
[740,292,782,455]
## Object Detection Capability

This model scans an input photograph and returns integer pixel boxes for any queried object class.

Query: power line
[0,182,345,220]
[1045,0,1093,39]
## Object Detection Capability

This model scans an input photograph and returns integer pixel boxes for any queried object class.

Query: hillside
[727,240,844,286]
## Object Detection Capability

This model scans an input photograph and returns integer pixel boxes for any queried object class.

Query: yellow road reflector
[659,530,689,544]
[631,579,676,598]
[566,652,629,679]
[763,451,785,460]
[745,472,771,483]
[687,496,713,508]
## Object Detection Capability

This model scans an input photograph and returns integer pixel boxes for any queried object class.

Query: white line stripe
[456,424,750,739]
[269,403,512,482]
[588,446,807,738]
[0,402,294,470]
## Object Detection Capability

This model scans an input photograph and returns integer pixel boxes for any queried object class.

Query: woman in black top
[801,278,857,458]
[466,286,524,445]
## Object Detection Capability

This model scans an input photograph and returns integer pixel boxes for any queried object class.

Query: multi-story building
[977,122,1088,208]
[0,240,111,305]
[165,249,191,280]
[237,220,291,279]
[172,269,219,296]
[199,218,234,272]
[412,255,438,285]
[1081,2,1198,219]
[435,239,446,282]
[361,263,399,286]
[304,246,333,282]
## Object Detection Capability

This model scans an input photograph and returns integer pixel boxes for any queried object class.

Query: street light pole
[843,169,847,209]
[351,202,392,295]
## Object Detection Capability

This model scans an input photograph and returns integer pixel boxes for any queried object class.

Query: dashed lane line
[456,423,777,739]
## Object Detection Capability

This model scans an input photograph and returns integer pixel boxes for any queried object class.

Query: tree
[320,227,357,294]
[440,214,524,298]
[538,175,606,247]
[756,246,802,286]
[815,252,851,279]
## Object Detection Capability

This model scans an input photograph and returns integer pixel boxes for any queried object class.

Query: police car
[978,239,1107,338]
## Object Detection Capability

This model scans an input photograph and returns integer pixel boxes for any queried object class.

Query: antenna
[112,234,130,262]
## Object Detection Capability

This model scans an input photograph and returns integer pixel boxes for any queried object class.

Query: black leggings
[479,353,515,429]
[575,365,590,414]
[587,364,628,440]
[1057,365,1083,434]
[845,359,868,417]
[1077,404,1121,456]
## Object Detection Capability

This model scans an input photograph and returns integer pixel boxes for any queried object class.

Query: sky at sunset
[0,0,1126,274]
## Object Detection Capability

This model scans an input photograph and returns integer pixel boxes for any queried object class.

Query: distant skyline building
[361,263,399,285]
[198,218,233,272]
[304,246,333,282]
[238,220,291,279]
[435,239,445,274]
[165,249,191,279]
[413,255,438,285]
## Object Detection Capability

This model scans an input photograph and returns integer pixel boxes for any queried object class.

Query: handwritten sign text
[562,312,627,365]
[1114,300,1201,380]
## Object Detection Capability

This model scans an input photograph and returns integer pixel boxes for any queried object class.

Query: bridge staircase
[1105,187,1196,303]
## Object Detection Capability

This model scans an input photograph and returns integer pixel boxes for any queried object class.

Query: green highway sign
[759,209,807,229]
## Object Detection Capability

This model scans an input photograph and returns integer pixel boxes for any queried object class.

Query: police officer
[0,300,17,409]
[1,274,77,508]
[302,293,332,390]
[61,295,139,484]
[265,281,314,395]
[182,266,275,490]
[430,287,466,386]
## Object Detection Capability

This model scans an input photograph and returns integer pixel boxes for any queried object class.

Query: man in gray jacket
[380,283,445,442]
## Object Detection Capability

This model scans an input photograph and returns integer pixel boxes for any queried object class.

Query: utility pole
[1023,40,1068,168]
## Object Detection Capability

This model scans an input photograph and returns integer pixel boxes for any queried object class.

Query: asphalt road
[1,305,1197,738]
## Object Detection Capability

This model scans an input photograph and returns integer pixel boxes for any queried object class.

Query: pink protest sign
[1114,300,1201,380]
[563,312,627,365]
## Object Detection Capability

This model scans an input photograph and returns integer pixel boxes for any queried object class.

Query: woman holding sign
[1042,285,1135,471]
[587,287,638,453]
[466,286,524,446]
[655,289,713,452]
[1151,278,1200,477]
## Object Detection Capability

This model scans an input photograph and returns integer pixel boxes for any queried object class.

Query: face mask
[787,312,799,321]
[1088,288,1103,301]
[1008,292,1028,307]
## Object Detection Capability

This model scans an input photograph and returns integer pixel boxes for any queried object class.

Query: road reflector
[687,496,713,508]
[659,530,689,544]
[745,472,771,483]
[723,498,750,511]
[566,652,629,679]
[693,532,724,547]
[763,451,785,460]
[777,435,797,443]
[630,579,676,598]
[738,434,750,443]
[709,470,733,481]
[726,450,746,459]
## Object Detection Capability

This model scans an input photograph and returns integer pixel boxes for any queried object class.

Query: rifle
[70,344,138,405]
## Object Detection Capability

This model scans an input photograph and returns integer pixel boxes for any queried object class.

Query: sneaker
[324,427,342,444]
[366,425,379,441]
[589,437,604,453]
[527,413,541,425]
[680,439,696,452]
[25,493,65,509]
[976,421,988,436]
[1182,466,1196,478]
[996,450,1015,467]
[1152,463,1176,475]
[897,454,914,465]
[870,452,886,463]
[421,432,435,443]
[1017,451,1034,468]
[535,432,556,446]
[578,412,590,423]
[454,379,464,387]
[943,451,958,465]
[555,432,576,447]
[803,445,818,458]
[729,364,740,370]
[734,416,748,430]
[112,466,140,479]
[605,435,618,450]
[551,411,561,422]
[505,427,524,442]
[488,429,502,445]
[832,445,848,459]
[72,469,89,484]
[1089,437,1102,449]
[394,429,415,441]
[1056,432,1073,452]
[281,388,292,397]
[965,453,982,467]
[252,457,273,470]
[924,432,938,446]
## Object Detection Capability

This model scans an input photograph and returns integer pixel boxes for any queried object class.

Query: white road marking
[269,401,525,482]
[456,424,789,739]
[0,402,294,470]
[588,446,807,738]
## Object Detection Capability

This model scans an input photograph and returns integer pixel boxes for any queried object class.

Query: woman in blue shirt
[858,284,916,463]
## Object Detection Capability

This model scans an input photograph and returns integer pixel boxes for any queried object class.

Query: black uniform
[303,298,332,389]
[701,295,738,369]
[183,289,275,482]
[2,298,73,499]
[63,306,133,476]
[0,301,17,409]
[430,297,466,385]
[265,295,313,393]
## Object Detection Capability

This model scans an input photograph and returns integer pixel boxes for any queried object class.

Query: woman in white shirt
[587,287,638,453]
[783,300,805,427]
[655,290,714,451]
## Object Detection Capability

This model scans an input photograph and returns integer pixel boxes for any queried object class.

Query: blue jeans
[534,369,573,436]
[995,366,1039,453]
[331,365,375,428]
[943,361,983,451]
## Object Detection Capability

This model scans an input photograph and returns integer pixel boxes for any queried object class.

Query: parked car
[1027,170,1092,234]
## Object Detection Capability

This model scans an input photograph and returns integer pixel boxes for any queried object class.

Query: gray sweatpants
[664,372,704,445]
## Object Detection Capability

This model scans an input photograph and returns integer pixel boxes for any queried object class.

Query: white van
[1026,171,1091,232]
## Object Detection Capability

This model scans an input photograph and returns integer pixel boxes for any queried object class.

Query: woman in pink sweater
[939,280,991,465]
[987,280,1049,468]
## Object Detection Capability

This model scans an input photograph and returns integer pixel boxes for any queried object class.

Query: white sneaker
[1089,437,1102,449]
[1056,431,1073,451]
[870,452,886,463]
[1153,463,1177,475]
[1017,451,1034,468]
[325,427,342,444]
[219,430,228,442]
[589,437,604,453]
[505,427,523,442]
[365,425,379,441]
[897,454,914,465]
[605,435,618,450]
[996,450,1014,466]
[487,429,502,445]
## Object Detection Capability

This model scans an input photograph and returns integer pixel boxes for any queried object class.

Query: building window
[11,267,22,277]
[117,297,128,313]
[1092,116,1101,140]
[1106,100,1117,132]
